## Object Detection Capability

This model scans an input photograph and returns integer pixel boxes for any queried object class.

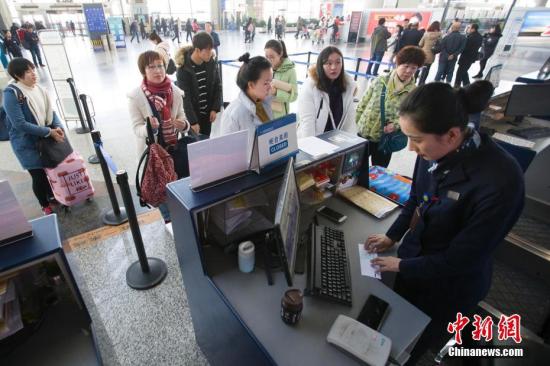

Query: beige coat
[419,31,442,65]
[127,84,188,155]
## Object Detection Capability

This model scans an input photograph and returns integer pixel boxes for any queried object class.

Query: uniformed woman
[365,81,525,363]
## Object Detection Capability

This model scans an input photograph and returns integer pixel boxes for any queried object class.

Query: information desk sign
[108,16,126,48]
[249,113,299,173]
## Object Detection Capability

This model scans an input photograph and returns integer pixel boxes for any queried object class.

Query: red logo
[448,313,522,344]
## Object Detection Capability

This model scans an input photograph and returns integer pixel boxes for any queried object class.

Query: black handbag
[431,38,442,54]
[378,84,407,155]
[166,58,176,75]
[171,128,208,178]
[37,134,73,168]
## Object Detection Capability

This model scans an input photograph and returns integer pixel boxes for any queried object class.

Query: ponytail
[264,39,288,58]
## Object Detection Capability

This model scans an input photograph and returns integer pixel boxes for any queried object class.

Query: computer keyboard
[319,226,352,306]
[508,126,550,140]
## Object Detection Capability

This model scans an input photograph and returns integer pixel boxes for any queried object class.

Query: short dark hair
[192,31,213,50]
[264,39,288,58]
[395,46,426,67]
[7,57,34,80]
[470,23,479,31]
[137,51,164,75]
[316,46,347,93]
[427,21,441,32]
[236,53,272,93]
[399,81,493,134]
[148,32,162,43]
[378,18,386,26]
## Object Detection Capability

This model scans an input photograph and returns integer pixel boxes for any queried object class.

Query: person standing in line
[264,40,298,119]
[267,16,272,35]
[24,25,45,67]
[148,33,171,67]
[366,18,391,76]
[297,46,358,138]
[366,81,524,364]
[454,23,482,88]
[473,24,502,79]
[3,58,65,215]
[139,19,146,39]
[130,20,140,43]
[205,22,220,58]
[418,21,442,85]
[192,19,200,33]
[216,53,273,157]
[172,19,180,43]
[10,23,21,44]
[175,32,222,137]
[185,19,193,42]
[399,22,423,49]
[356,46,425,167]
[2,31,23,59]
[434,22,466,83]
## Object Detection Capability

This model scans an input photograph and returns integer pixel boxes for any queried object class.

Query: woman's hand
[364,234,395,253]
[172,118,188,131]
[383,122,395,134]
[149,117,160,129]
[371,256,401,273]
[191,124,200,134]
[209,111,217,123]
[50,128,65,142]
[271,85,277,95]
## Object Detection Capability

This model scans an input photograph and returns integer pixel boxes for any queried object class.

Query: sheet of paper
[188,130,249,189]
[298,136,338,158]
[358,244,381,279]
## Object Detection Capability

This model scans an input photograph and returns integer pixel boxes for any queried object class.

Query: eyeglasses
[146,64,165,71]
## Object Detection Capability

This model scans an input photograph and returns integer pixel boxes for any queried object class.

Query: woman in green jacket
[264,40,298,119]
[356,46,425,167]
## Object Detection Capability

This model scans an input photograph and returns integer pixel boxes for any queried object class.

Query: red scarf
[141,77,177,146]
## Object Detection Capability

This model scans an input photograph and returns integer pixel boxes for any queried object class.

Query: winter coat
[271,57,298,119]
[356,71,416,142]
[459,31,483,65]
[418,31,441,65]
[370,25,391,55]
[480,32,502,60]
[2,85,63,170]
[175,46,222,125]
[399,28,423,48]
[127,83,188,154]
[297,66,358,138]
[154,41,171,67]
[216,91,273,159]
[440,31,466,62]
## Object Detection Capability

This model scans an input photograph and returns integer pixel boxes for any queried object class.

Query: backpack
[136,118,178,207]
[0,107,9,141]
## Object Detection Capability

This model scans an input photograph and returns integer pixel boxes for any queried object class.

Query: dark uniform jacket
[175,46,222,125]
[458,31,483,65]
[440,30,466,61]
[386,133,524,321]
[399,28,423,48]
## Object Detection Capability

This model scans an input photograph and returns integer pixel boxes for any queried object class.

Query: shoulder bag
[377,84,407,155]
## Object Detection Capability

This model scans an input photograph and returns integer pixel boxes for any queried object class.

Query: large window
[147,0,212,21]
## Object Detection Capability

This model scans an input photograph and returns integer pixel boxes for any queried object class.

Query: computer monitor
[504,84,550,124]
[273,157,301,287]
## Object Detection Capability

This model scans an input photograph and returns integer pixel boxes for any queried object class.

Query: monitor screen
[505,84,550,118]
[274,157,301,286]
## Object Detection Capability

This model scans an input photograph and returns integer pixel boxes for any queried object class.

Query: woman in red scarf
[128,50,189,222]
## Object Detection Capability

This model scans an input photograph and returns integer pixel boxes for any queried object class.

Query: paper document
[298,136,338,158]
[188,130,249,189]
[339,186,398,218]
[358,244,381,279]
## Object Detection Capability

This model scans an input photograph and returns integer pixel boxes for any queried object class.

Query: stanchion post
[66,78,89,134]
[91,131,128,226]
[116,170,167,290]
[80,94,99,164]
[354,58,362,81]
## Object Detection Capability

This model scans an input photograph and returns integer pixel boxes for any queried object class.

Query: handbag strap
[379,83,387,132]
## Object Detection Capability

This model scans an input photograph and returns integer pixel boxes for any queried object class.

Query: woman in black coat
[474,24,502,78]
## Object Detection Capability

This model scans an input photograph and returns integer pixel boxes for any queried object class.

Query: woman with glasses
[127,50,189,222]
[296,46,357,138]
[356,46,425,168]
[2,58,65,215]
[216,52,273,159]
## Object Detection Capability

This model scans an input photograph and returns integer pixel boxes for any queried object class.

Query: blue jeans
[435,58,457,83]
[30,44,43,66]
[158,202,171,222]
[366,52,384,76]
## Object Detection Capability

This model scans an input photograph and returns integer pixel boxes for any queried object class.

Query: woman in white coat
[297,46,357,138]
[216,53,273,158]
[127,50,189,222]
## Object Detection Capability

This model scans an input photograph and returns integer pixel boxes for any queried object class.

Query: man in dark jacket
[435,22,466,83]
[2,31,22,58]
[24,25,45,67]
[366,17,391,76]
[175,32,222,136]
[399,22,423,48]
[205,22,220,58]
[454,23,483,87]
